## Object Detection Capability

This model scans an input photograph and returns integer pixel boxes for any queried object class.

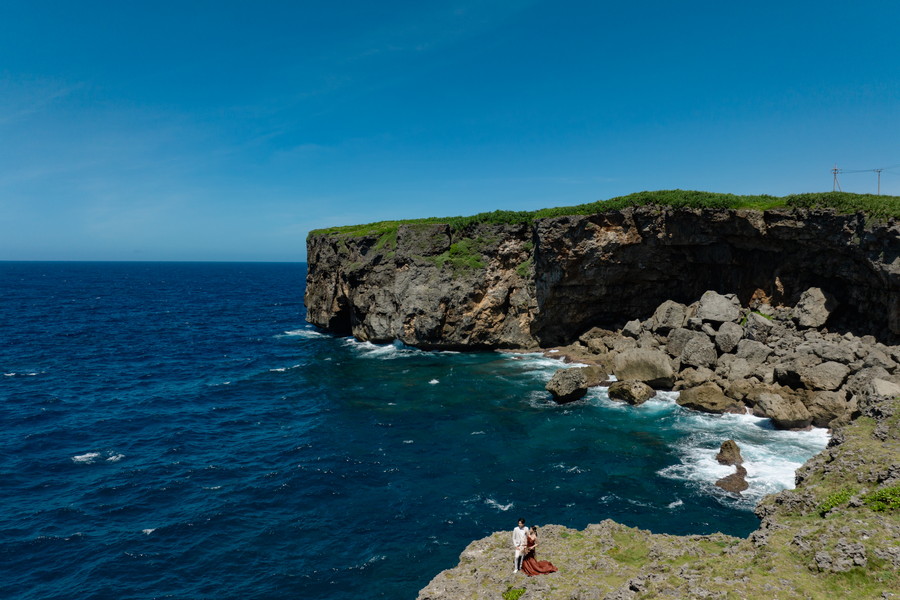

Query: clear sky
[2,1,898,262]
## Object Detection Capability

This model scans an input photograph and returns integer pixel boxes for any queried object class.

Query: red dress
[520,537,558,576]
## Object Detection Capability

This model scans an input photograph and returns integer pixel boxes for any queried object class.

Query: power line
[830,163,899,194]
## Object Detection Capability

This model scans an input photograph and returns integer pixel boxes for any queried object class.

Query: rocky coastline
[305,204,900,598]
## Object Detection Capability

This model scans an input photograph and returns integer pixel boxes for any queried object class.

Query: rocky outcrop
[306,207,900,349]
[546,366,606,403]
[607,380,656,405]
[539,291,900,430]
[418,395,900,599]
[716,439,744,465]
[716,465,750,494]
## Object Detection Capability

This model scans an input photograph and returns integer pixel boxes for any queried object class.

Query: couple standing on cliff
[512,518,558,576]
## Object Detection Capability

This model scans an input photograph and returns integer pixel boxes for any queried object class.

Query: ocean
[0,261,829,600]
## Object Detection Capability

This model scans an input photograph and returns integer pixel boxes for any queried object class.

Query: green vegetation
[515,256,533,278]
[308,190,900,239]
[502,586,525,600]
[863,485,900,512]
[428,238,487,272]
[817,487,857,516]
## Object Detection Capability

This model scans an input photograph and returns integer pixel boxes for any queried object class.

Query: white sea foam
[142,528,156,535]
[470,431,485,435]
[343,339,424,360]
[269,367,287,372]
[282,328,327,338]
[428,379,439,385]
[658,395,830,507]
[485,498,514,511]
[668,499,684,509]
[402,440,414,444]
[73,450,125,464]
[72,452,101,464]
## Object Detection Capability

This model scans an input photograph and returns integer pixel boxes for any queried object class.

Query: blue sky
[2,1,898,261]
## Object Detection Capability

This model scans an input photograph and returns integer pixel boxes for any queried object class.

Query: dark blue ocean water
[0,262,828,600]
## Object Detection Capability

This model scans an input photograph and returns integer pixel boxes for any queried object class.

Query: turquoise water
[0,262,828,599]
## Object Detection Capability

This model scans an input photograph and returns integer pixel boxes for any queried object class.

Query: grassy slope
[309,190,900,238]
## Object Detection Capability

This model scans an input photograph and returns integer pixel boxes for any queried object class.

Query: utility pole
[875,169,883,195]
[832,164,842,192]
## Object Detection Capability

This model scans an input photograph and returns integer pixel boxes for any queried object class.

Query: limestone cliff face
[305,207,900,347]
[305,222,537,349]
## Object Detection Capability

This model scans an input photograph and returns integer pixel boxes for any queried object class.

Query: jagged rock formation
[417,394,900,599]
[306,207,900,349]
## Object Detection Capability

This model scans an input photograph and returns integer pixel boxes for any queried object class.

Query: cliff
[416,393,900,599]
[305,206,900,349]
[304,195,900,598]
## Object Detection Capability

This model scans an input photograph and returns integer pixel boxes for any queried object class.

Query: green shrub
[502,587,526,600]
[309,190,900,240]
[818,487,856,516]
[862,485,900,512]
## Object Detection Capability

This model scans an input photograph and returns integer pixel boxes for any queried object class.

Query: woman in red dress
[520,526,558,576]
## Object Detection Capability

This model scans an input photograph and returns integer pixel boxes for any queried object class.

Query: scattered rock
[651,300,688,334]
[612,349,676,389]
[696,291,741,324]
[677,382,743,414]
[805,390,850,428]
[715,322,743,354]
[546,367,603,403]
[752,391,813,429]
[622,319,642,339]
[608,380,657,405]
[794,287,838,328]
[716,465,749,494]
[716,440,744,466]
[800,361,851,391]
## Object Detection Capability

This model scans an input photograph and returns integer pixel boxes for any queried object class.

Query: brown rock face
[608,380,657,405]
[716,439,744,465]
[715,465,750,494]
[306,207,900,348]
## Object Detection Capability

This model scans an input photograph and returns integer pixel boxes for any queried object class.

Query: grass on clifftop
[308,190,900,238]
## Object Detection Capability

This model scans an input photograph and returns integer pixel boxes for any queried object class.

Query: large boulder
[608,380,656,405]
[872,378,900,398]
[716,465,749,494]
[612,349,675,388]
[546,366,605,403]
[743,312,775,343]
[735,339,773,366]
[695,291,741,324]
[800,361,851,391]
[676,382,743,414]
[715,322,743,354]
[716,439,744,466]
[651,300,687,334]
[805,390,850,428]
[794,287,838,328]
[680,335,718,369]
[752,391,813,429]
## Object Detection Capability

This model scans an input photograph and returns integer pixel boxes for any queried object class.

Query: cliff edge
[306,205,900,349]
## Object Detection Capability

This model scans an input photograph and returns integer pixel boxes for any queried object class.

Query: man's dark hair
[518,518,525,525]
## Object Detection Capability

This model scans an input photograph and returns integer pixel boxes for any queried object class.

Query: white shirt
[512,525,527,548]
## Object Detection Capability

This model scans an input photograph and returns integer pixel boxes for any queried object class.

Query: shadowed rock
[546,366,606,403]
[612,349,675,389]
[794,287,838,328]
[676,382,743,414]
[716,465,749,494]
[608,380,656,405]
[716,439,744,466]
[752,391,812,429]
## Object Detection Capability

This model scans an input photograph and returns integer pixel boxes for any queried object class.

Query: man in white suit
[512,518,528,573]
